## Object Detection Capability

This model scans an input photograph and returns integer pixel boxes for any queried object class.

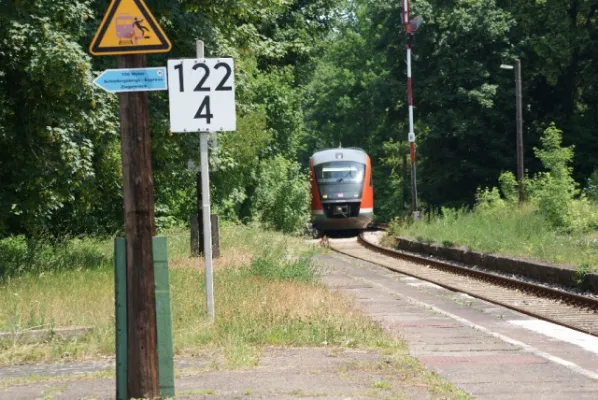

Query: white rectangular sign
[167,58,236,133]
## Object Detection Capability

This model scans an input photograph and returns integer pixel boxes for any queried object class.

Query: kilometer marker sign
[93,67,168,93]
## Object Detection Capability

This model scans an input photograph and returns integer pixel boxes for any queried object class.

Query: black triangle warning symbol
[89,0,171,56]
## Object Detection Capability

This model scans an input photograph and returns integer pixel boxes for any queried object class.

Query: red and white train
[309,147,374,233]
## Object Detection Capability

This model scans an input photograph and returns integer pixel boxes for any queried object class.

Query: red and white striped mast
[402,0,420,218]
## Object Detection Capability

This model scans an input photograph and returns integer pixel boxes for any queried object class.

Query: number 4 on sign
[167,58,236,133]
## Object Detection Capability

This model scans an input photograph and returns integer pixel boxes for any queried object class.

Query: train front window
[315,162,365,184]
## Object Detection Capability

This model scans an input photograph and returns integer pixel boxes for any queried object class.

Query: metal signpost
[90,0,173,398]
[167,41,237,320]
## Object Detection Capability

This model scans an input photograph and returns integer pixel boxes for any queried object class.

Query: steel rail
[329,230,598,337]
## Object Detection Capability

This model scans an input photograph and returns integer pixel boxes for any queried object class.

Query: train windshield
[315,162,365,184]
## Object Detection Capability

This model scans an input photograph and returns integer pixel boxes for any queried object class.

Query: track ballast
[327,231,598,337]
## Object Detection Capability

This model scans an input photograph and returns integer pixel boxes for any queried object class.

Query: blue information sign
[93,67,168,93]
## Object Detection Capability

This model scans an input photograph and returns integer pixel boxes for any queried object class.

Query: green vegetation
[0,236,112,279]
[373,380,393,390]
[395,205,598,270]
[338,352,472,400]
[4,0,596,396]
[304,0,598,219]
[0,223,468,399]
[1,0,329,239]
[250,156,311,234]
[392,124,598,272]
[0,225,389,366]
[2,0,597,242]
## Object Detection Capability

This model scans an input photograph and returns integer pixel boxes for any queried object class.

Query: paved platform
[0,346,445,399]
[319,250,598,399]
[3,248,598,399]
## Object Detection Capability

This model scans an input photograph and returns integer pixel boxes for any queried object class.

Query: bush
[567,196,598,232]
[498,171,518,203]
[250,156,310,234]
[529,123,578,229]
[474,186,506,214]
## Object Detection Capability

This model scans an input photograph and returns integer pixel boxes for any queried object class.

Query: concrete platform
[319,252,598,399]
[0,347,438,400]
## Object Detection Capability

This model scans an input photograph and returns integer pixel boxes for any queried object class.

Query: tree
[0,0,121,237]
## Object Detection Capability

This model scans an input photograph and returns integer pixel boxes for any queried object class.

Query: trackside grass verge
[0,222,469,398]
[0,223,371,364]
[390,205,598,274]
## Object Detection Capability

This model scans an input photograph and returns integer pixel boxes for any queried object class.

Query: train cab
[309,147,374,232]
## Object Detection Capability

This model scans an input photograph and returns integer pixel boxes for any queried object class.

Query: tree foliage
[0,0,340,238]
[2,0,598,242]
[305,0,598,216]
[0,0,121,237]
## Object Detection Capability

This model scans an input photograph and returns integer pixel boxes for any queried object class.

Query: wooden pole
[515,59,525,203]
[117,54,160,399]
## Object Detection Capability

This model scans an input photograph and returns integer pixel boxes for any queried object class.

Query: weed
[373,380,392,390]
[575,263,596,289]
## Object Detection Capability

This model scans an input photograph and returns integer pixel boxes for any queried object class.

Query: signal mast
[402,0,422,219]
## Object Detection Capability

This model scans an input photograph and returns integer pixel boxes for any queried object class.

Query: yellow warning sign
[89,0,171,56]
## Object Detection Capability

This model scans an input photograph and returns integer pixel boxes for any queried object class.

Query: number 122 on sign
[167,58,236,133]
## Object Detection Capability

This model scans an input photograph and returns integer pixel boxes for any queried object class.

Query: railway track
[328,230,598,337]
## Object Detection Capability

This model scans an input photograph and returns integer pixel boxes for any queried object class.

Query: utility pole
[90,1,172,397]
[117,54,160,399]
[402,0,421,219]
[515,59,524,203]
[500,59,525,203]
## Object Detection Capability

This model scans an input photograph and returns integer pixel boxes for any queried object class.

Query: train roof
[310,147,369,165]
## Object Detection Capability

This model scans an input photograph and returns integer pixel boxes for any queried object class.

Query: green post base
[153,236,175,398]
[114,236,175,399]
[114,238,127,400]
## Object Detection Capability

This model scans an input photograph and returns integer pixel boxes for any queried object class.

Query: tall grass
[393,205,598,270]
[247,242,316,282]
[170,253,389,367]
[0,223,390,366]
[0,220,305,280]
[0,236,113,279]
